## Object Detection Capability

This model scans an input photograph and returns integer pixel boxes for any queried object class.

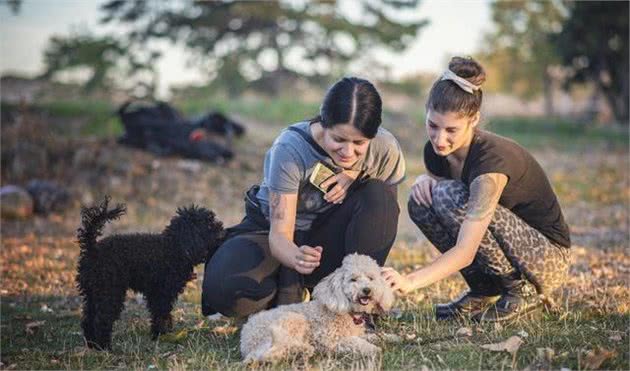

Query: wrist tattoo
[467,175,500,221]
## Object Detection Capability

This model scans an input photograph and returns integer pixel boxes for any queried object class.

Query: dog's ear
[312,268,351,314]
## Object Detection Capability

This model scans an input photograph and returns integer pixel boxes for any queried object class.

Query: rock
[0,185,34,219]
[25,180,71,215]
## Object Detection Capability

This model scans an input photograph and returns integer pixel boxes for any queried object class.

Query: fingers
[381,267,406,294]
[411,176,435,208]
[295,245,322,273]
[300,245,322,259]
[295,265,316,275]
[421,182,433,206]
[324,184,345,203]
[319,174,338,190]
[295,259,318,274]
[411,184,424,206]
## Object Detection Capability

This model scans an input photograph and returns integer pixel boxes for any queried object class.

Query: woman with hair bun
[382,57,570,322]
[202,77,405,318]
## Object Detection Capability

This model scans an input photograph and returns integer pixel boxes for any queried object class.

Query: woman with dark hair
[202,77,405,318]
[382,57,571,322]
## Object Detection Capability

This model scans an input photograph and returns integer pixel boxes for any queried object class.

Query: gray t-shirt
[256,121,406,231]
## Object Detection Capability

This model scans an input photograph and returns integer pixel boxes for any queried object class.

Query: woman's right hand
[410,174,437,207]
[294,245,323,274]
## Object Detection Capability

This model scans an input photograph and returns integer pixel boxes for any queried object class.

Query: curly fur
[76,196,224,350]
[240,254,395,363]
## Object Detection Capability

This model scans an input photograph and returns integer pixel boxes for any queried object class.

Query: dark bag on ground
[117,100,245,163]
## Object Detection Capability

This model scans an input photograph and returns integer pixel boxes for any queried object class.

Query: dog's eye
[368,276,374,281]
[350,277,357,282]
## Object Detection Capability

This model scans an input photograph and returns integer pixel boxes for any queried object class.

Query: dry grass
[1,101,628,369]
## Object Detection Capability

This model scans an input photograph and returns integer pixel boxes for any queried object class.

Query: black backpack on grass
[117,100,241,163]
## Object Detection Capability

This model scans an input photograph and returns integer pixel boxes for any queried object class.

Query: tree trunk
[542,70,554,116]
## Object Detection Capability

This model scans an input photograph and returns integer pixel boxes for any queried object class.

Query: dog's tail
[77,196,126,253]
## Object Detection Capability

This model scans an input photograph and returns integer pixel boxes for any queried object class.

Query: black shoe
[435,292,499,320]
[474,274,541,322]
[435,268,502,320]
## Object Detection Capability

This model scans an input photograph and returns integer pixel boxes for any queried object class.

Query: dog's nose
[362,287,371,295]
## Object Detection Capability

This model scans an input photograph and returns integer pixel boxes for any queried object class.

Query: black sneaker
[435,292,500,320]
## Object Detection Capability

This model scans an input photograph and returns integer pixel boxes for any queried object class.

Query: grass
[2,266,627,370]
[1,95,628,369]
[486,117,628,151]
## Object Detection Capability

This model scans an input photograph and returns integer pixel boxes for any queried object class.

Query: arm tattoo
[270,192,285,220]
[467,175,500,221]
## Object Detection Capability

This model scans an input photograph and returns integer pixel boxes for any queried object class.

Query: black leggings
[202,179,399,318]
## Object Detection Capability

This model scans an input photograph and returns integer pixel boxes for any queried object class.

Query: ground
[1,96,628,370]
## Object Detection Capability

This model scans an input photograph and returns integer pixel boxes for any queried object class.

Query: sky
[0,0,492,98]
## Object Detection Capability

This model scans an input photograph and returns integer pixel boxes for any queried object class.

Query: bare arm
[384,173,508,293]
[268,191,321,273]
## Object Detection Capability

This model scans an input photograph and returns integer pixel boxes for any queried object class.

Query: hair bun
[448,56,486,87]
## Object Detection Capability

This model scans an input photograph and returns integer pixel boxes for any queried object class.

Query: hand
[381,267,413,295]
[294,245,323,274]
[410,174,437,207]
[321,170,360,204]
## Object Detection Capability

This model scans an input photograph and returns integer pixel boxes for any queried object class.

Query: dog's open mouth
[357,295,372,306]
[350,313,366,325]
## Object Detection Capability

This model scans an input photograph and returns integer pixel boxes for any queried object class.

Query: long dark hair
[426,56,486,118]
[310,77,382,139]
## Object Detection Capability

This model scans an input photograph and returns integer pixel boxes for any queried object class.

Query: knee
[407,195,431,225]
[354,179,399,213]
[202,236,277,317]
[432,180,468,217]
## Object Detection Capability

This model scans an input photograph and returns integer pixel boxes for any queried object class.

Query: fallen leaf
[25,320,45,334]
[481,336,523,355]
[194,320,207,329]
[609,334,622,341]
[456,327,473,337]
[405,333,417,340]
[583,348,616,370]
[206,313,225,322]
[212,325,238,335]
[380,333,403,343]
[159,329,189,343]
[536,347,555,360]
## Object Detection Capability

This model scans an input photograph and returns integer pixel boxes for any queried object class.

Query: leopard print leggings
[408,180,570,299]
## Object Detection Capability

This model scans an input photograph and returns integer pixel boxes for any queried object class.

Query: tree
[41,32,159,96]
[99,0,428,96]
[477,0,567,115]
[553,1,629,125]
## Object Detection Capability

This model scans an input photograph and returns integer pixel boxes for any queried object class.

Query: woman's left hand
[381,267,413,295]
[320,170,360,204]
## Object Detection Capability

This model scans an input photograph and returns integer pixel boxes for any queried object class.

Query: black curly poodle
[76,196,224,350]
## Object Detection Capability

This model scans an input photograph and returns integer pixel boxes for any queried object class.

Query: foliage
[99,0,428,96]
[42,33,123,93]
[41,32,158,96]
[552,1,629,125]
[477,0,567,114]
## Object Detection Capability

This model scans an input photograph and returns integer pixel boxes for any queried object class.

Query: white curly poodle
[240,253,395,363]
